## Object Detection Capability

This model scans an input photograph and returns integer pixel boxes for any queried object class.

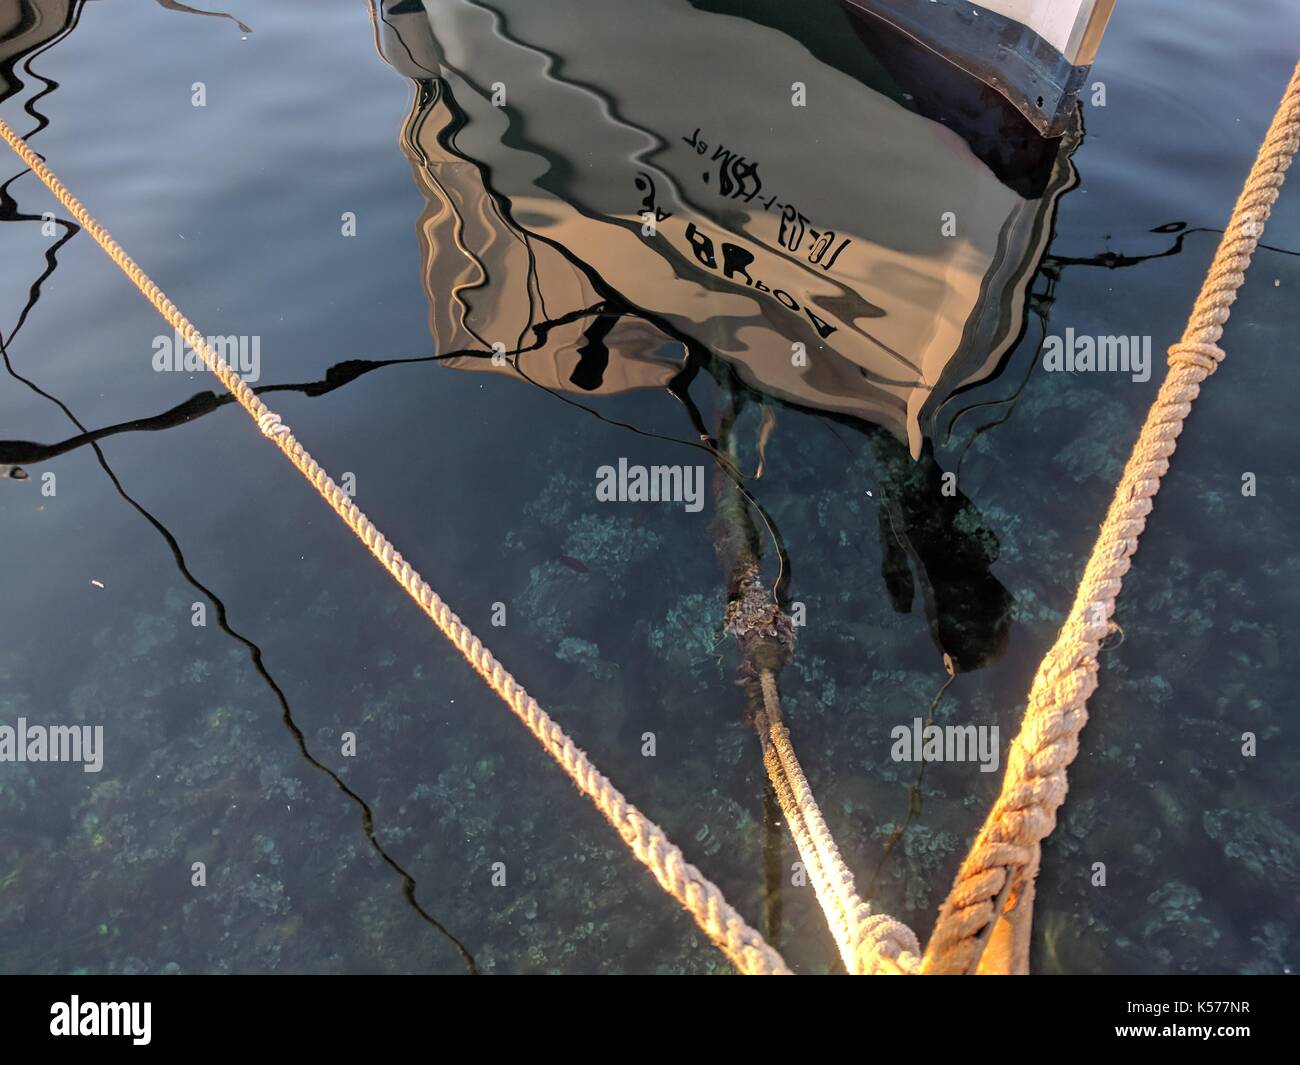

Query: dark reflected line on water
[1051,222,1298,268]
[2,304,691,467]
[368,2,437,79]
[508,339,740,471]
[0,0,89,144]
[152,0,252,35]
[0,336,479,973]
[0,174,80,340]
[0,218,477,977]
[949,313,1048,486]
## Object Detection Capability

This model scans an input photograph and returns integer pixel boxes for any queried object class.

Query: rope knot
[257,411,290,439]
[1167,340,1225,375]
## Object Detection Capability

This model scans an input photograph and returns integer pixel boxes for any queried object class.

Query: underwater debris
[722,561,796,686]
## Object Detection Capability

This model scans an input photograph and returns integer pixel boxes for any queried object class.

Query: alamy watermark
[0,718,103,772]
[1042,327,1151,382]
[152,329,261,383]
[890,717,1000,774]
[596,458,705,513]
[50,996,150,1045]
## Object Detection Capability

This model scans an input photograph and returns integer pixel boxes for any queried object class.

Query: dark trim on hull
[841,0,1108,137]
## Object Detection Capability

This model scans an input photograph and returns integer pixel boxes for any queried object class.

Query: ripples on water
[0,0,1296,974]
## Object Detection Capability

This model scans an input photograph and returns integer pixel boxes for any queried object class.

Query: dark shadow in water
[871,430,1012,672]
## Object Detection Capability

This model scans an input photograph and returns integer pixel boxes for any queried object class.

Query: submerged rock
[1202,808,1300,886]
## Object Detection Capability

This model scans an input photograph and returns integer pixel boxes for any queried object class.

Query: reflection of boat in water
[0,0,1090,674]
[376,0,1079,458]
[0,0,75,101]
[1,0,248,111]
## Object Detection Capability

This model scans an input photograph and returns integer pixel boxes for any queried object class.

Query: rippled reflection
[379,0,1078,460]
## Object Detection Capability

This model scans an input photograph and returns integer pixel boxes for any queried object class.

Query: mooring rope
[758,669,921,974]
[0,116,791,977]
[921,60,1300,975]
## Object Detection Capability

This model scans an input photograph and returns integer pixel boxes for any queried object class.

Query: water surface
[1,0,1297,974]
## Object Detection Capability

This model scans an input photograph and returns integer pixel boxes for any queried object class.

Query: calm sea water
[1,0,1296,974]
